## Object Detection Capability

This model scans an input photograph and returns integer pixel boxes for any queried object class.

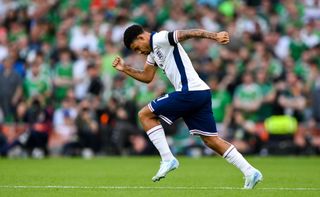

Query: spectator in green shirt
[256,69,276,121]
[233,72,263,122]
[23,59,51,106]
[53,49,74,104]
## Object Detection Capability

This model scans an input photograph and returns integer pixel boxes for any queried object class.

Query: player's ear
[137,34,144,40]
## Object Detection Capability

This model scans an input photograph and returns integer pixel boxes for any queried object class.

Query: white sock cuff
[223,145,235,158]
[146,125,163,135]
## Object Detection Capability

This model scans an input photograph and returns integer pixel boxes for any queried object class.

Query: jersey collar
[149,31,155,52]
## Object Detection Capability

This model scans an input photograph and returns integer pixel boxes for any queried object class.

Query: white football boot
[152,158,179,182]
[243,169,263,189]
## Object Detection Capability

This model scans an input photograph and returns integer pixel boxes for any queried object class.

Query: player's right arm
[112,56,157,83]
[176,29,229,44]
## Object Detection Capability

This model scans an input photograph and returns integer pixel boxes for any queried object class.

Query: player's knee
[138,109,146,121]
[138,106,158,125]
[138,108,151,122]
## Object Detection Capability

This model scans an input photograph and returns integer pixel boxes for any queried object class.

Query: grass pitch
[0,156,319,197]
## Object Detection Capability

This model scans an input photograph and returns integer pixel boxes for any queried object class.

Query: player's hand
[216,31,230,44]
[112,56,125,72]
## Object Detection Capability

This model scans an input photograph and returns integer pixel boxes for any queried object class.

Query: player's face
[130,34,151,55]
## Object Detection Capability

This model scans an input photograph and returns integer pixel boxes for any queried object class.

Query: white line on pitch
[0,186,320,191]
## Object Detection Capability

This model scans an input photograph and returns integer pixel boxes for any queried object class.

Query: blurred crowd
[0,0,320,158]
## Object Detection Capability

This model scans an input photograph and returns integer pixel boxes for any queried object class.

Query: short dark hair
[123,24,144,49]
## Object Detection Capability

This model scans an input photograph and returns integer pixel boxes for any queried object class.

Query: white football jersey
[146,31,210,92]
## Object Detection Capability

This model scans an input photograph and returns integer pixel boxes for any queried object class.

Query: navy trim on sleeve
[149,32,156,51]
[168,31,176,46]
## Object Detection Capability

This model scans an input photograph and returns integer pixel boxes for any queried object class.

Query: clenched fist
[216,31,230,44]
[112,56,125,72]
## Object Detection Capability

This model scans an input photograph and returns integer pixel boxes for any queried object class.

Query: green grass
[0,156,320,197]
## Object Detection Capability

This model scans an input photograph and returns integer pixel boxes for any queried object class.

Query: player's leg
[183,90,262,189]
[138,105,179,182]
[200,135,230,155]
[138,105,175,162]
[143,92,195,181]
[200,135,262,189]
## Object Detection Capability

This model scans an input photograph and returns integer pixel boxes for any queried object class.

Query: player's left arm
[112,56,157,84]
[176,29,230,44]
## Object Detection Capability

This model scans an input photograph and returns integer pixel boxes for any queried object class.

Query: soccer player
[112,24,263,189]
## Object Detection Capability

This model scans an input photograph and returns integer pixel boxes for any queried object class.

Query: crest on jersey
[154,47,164,62]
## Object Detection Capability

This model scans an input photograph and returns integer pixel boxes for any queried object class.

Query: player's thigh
[148,92,192,125]
[183,98,218,136]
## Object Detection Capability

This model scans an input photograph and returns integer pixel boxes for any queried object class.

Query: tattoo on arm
[176,29,217,42]
[123,65,145,81]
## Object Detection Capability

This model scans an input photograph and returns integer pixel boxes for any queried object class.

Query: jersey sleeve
[153,30,178,47]
[146,54,155,65]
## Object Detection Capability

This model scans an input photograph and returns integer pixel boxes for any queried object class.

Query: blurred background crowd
[0,0,320,158]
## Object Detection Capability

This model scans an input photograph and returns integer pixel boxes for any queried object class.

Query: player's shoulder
[153,30,169,42]
[155,30,169,36]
